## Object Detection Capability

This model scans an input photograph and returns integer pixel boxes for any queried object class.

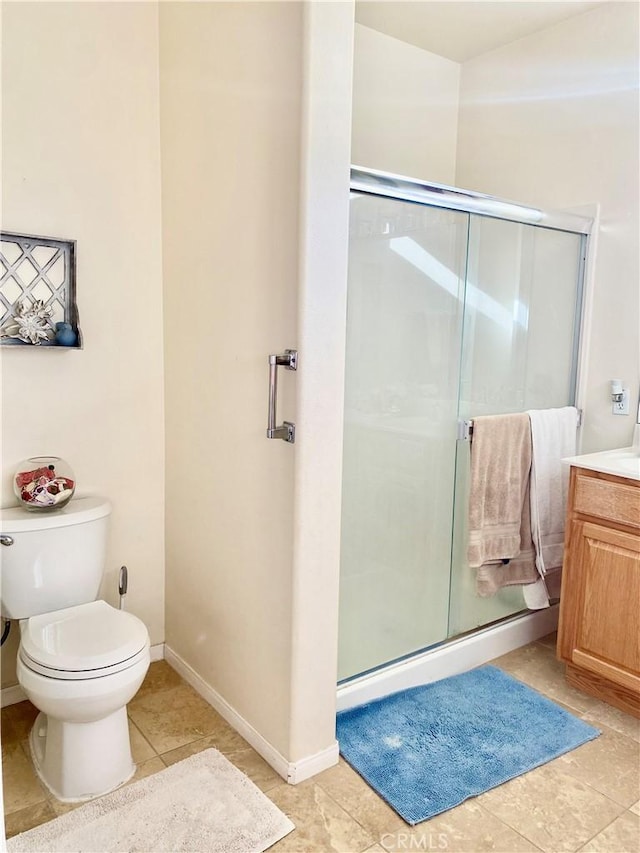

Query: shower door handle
[267,349,297,443]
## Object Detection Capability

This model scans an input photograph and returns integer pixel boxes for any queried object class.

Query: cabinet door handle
[267,350,297,443]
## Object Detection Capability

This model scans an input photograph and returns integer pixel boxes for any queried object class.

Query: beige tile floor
[2,634,639,852]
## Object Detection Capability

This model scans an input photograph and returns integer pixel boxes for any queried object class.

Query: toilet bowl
[0,497,151,802]
[17,600,150,801]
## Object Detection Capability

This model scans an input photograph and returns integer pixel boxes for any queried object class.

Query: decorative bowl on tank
[13,456,76,511]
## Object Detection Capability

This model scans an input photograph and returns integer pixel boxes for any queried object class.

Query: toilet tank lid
[0,496,111,532]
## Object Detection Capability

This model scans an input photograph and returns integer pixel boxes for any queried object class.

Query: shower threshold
[336,605,558,711]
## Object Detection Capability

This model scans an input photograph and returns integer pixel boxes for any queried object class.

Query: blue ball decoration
[55,322,77,347]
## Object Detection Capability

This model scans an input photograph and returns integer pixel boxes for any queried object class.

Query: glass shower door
[339,192,586,682]
[338,193,469,681]
[448,217,585,637]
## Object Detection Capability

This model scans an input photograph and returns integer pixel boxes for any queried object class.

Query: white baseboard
[1,643,166,708]
[149,642,165,663]
[337,606,559,711]
[286,741,340,785]
[1,684,26,708]
[164,644,338,784]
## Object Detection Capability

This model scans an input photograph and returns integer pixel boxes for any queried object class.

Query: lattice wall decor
[0,232,80,348]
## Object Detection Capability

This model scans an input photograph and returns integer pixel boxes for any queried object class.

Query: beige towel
[467,413,534,568]
[475,477,538,597]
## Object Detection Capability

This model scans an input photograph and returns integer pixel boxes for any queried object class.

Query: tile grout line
[576,808,636,851]
[552,720,640,810]
[314,784,400,850]
[479,779,627,853]
[305,774,378,851]
[475,800,547,852]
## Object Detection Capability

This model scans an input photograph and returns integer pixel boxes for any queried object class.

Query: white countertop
[562,447,640,481]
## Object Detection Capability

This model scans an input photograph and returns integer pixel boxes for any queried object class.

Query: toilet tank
[0,497,111,619]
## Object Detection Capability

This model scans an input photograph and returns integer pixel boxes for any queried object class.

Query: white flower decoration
[2,300,54,345]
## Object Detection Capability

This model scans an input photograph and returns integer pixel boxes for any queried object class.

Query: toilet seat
[20,600,149,681]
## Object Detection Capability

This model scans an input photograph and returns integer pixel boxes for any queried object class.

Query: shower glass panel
[338,193,469,681]
[448,218,585,637]
[339,174,587,684]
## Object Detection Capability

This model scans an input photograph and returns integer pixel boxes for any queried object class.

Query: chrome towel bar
[457,409,583,442]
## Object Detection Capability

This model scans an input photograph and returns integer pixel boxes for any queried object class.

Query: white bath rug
[7,748,294,852]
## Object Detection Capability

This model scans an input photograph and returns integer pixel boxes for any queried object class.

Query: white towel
[524,406,577,609]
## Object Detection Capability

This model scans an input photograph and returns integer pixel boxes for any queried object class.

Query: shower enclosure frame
[351,166,593,232]
[337,166,595,711]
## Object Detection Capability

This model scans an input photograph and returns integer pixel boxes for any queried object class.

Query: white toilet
[0,496,150,802]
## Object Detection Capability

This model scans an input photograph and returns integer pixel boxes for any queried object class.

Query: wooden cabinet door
[564,520,640,694]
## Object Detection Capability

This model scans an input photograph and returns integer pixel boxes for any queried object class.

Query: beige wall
[160,1,302,757]
[1,2,165,686]
[456,2,640,452]
[352,24,460,183]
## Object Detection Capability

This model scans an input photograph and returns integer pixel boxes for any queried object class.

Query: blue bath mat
[336,665,599,825]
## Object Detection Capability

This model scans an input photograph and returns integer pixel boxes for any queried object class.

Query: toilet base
[29,709,136,802]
